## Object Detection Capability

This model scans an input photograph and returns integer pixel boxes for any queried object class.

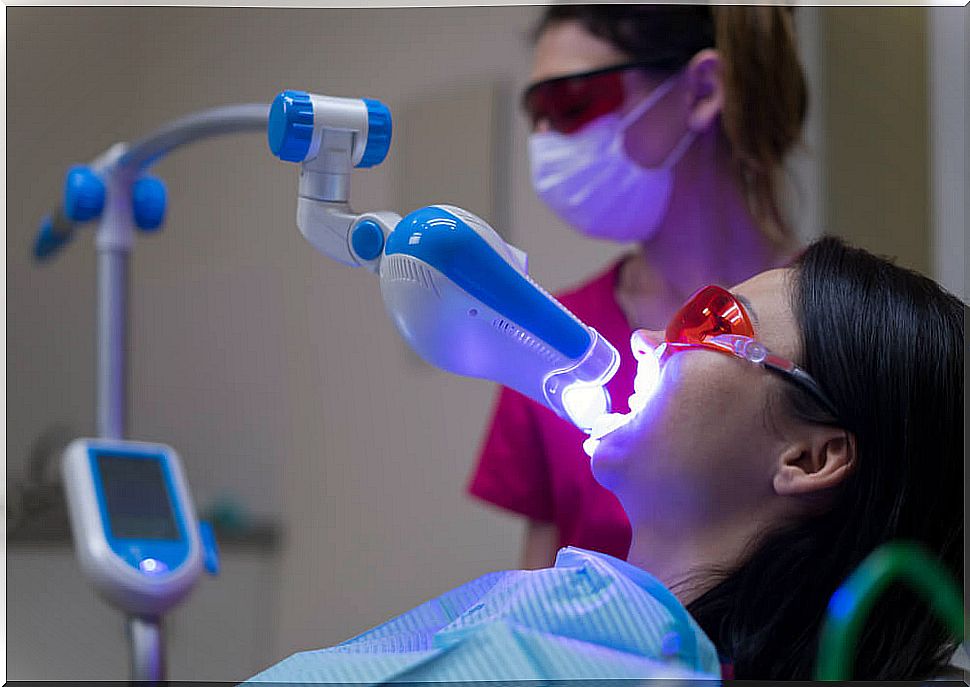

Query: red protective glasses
[522,61,657,135]
[638,285,841,420]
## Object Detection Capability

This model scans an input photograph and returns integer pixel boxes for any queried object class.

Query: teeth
[589,412,630,440]
[633,349,660,395]
[584,344,662,459]
[584,408,636,457]
[633,374,651,395]
[584,412,635,458]
[628,392,647,414]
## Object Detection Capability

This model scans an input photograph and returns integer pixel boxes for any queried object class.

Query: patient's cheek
[590,355,732,496]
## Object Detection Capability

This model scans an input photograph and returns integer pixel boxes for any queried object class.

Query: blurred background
[5,5,966,681]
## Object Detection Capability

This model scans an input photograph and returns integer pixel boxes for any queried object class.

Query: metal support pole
[97,249,128,440]
[127,615,165,683]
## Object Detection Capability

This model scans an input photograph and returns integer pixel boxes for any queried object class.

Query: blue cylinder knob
[268,90,314,163]
[132,176,167,231]
[63,165,105,222]
[351,220,385,261]
[358,99,392,168]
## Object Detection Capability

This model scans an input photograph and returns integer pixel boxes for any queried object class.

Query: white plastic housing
[379,252,617,430]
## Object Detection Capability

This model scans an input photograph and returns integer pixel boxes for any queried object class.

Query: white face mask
[528,74,696,242]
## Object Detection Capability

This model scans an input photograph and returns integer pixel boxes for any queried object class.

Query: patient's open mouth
[583,346,661,458]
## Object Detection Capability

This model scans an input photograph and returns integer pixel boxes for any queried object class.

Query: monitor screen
[97,453,180,540]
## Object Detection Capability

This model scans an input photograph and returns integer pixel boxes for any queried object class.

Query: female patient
[250,237,964,682]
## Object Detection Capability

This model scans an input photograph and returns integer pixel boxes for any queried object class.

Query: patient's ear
[773,428,857,496]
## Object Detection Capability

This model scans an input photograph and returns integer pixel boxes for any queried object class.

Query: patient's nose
[631,329,663,360]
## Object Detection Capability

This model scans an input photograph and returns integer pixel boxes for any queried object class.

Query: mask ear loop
[656,129,697,171]
[617,72,681,129]
[613,71,697,170]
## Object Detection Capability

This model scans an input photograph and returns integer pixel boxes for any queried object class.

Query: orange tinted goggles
[522,61,660,135]
[646,285,840,421]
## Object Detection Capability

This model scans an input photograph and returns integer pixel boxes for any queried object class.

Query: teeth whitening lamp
[267,90,620,429]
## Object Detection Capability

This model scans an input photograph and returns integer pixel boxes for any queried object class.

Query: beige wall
[821,8,931,274]
[927,7,968,301]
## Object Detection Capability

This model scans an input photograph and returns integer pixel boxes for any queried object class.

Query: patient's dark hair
[685,236,965,679]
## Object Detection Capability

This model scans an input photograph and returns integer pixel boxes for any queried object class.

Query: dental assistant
[469,5,810,567]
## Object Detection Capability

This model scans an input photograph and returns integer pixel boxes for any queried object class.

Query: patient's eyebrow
[735,293,760,329]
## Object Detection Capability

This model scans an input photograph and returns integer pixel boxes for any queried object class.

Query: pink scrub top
[468,259,636,560]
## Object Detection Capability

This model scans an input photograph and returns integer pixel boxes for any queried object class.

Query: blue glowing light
[562,383,610,430]
[827,585,856,621]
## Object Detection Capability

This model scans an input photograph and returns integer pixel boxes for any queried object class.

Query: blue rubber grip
[132,176,167,231]
[199,521,220,576]
[34,214,71,261]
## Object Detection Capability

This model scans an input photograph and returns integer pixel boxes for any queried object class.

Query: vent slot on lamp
[383,255,440,297]
[491,318,561,365]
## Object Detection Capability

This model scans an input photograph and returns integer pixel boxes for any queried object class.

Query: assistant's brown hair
[534,5,808,241]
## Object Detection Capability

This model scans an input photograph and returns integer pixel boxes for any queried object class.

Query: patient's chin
[590,442,628,492]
